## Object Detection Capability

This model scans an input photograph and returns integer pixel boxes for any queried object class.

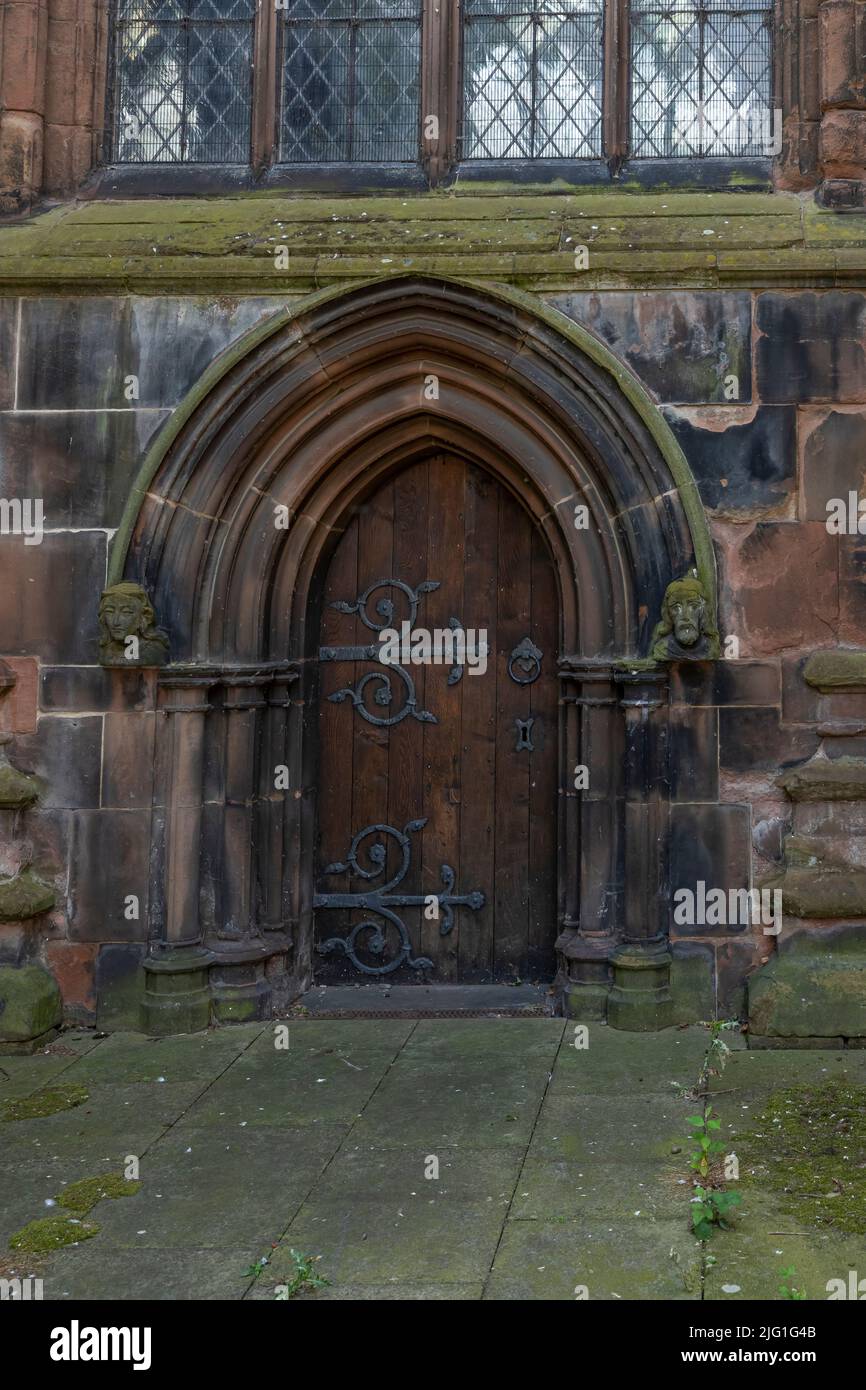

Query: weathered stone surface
[0,742,41,807]
[0,657,38,734]
[552,291,752,403]
[67,810,150,942]
[839,535,866,644]
[41,665,158,715]
[0,409,170,530]
[0,299,16,409]
[720,707,819,773]
[44,940,97,1022]
[800,408,866,523]
[663,405,795,514]
[669,704,719,801]
[778,754,866,799]
[0,963,62,1043]
[670,941,714,1023]
[95,944,146,1031]
[15,296,286,411]
[669,802,752,936]
[0,530,106,664]
[0,867,55,922]
[755,292,866,402]
[715,521,838,655]
[803,648,866,690]
[669,659,781,708]
[748,925,866,1038]
[13,715,102,810]
[716,938,766,1018]
[820,0,866,108]
[820,110,866,180]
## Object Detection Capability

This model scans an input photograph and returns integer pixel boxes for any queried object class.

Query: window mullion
[603,0,629,172]
[251,0,278,170]
[422,0,458,185]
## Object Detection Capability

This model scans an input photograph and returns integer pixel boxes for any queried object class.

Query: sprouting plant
[243,1255,270,1279]
[696,1018,739,1092]
[691,1185,742,1240]
[273,1249,330,1300]
[687,1105,727,1179]
[779,1265,807,1300]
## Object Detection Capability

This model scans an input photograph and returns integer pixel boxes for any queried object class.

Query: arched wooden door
[314,454,559,983]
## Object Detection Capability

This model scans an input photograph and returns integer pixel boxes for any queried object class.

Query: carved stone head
[98,582,168,667]
[650,572,719,662]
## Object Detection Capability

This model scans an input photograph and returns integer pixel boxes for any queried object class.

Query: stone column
[207,673,273,1023]
[0,0,48,212]
[141,670,216,1035]
[817,0,866,206]
[607,667,674,1030]
[555,660,622,1018]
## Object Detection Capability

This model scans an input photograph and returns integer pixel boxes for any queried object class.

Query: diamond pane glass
[280,2,421,162]
[462,2,603,159]
[631,2,773,157]
[114,0,254,162]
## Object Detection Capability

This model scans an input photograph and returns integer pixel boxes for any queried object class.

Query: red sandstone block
[820,0,866,109]
[42,123,94,196]
[45,940,97,1015]
[0,656,39,734]
[0,110,44,195]
[0,0,48,113]
[820,109,866,178]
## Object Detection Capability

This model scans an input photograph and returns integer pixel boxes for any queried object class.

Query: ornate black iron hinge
[314,819,485,977]
[319,578,464,727]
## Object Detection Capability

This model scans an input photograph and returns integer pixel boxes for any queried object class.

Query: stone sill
[0,190,864,294]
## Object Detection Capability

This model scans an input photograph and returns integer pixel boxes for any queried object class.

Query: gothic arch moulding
[110,275,716,666]
[108,276,718,1033]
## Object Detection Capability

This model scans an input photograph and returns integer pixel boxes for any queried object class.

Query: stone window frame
[88,0,801,194]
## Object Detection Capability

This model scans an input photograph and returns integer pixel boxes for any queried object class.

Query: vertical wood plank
[492,483,532,977]
[420,454,464,978]
[387,459,430,964]
[457,461,498,980]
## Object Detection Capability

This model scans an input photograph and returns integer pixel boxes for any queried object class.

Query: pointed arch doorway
[109,275,719,1031]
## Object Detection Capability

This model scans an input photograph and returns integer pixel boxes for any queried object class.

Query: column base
[141,947,214,1036]
[209,939,289,1024]
[607,941,674,1032]
[555,931,613,1020]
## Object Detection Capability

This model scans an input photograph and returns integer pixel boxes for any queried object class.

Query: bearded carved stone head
[98,582,169,667]
[650,572,719,662]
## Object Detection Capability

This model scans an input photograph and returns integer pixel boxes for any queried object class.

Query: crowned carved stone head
[650,572,719,662]
[98,582,169,667]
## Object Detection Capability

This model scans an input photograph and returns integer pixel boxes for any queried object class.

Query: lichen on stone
[1,1082,89,1123]
[738,1078,866,1235]
[57,1173,141,1215]
[9,1215,99,1254]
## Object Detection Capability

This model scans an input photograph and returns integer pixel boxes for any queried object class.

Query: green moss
[9,1215,99,1254]
[738,1079,866,1235]
[1,1082,89,1123]
[57,1173,142,1215]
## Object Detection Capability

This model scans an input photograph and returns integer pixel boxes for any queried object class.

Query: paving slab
[1,1019,861,1300]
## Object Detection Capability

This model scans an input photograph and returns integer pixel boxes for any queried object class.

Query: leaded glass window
[279,0,422,162]
[630,0,774,157]
[462,0,604,159]
[113,0,255,163]
[109,0,775,173]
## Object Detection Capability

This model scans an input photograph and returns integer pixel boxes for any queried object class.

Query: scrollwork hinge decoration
[508,636,543,685]
[314,819,485,976]
[319,579,465,726]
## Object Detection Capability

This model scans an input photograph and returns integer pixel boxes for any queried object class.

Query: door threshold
[288,983,555,1019]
